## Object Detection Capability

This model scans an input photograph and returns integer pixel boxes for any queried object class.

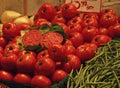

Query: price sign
[64,0,101,12]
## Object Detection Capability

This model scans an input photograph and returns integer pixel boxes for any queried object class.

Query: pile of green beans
[67,40,120,88]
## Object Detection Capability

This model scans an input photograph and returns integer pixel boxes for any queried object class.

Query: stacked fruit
[0,2,120,88]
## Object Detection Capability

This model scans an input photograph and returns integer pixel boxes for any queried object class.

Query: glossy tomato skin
[37,50,49,60]
[34,18,51,27]
[37,3,57,21]
[0,70,13,81]
[34,57,56,76]
[0,36,6,48]
[52,14,66,24]
[48,44,64,61]
[108,23,120,38]
[0,53,18,72]
[16,23,31,31]
[31,75,52,88]
[68,23,82,34]
[54,5,62,15]
[75,43,96,63]
[62,3,77,20]
[98,27,109,35]
[100,13,117,28]
[16,54,36,74]
[62,44,75,58]
[82,26,99,42]
[52,69,68,83]
[82,17,98,28]
[100,8,116,16]
[2,22,19,38]
[67,16,82,26]
[13,73,31,85]
[62,54,81,73]
[91,35,112,47]
[4,42,20,55]
[67,32,84,48]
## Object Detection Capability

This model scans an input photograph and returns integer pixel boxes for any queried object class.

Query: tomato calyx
[72,19,77,23]
[52,49,56,53]
[87,26,91,29]
[6,25,11,30]
[106,15,111,19]
[64,5,69,10]
[64,57,69,63]
[19,57,23,62]
[38,61,43,66]
[9,46,13,50]
[42,8,46,13]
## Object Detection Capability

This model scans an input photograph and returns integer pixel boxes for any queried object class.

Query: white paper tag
[64,0,102,13]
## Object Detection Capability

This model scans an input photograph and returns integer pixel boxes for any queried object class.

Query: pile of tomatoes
[0,2,120,88]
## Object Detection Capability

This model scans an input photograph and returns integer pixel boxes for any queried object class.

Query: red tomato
[82,26,99,42]
[0,46,3,54]
[82,13,99,20]
[62,3,77,20]
[0,53,18,72]
[108,23,120,38]
[34,57,56,76]
[37,50,49,60]
[48,44,64,61]
[62,44,75,57]
[0,36,6,48]
[37,3,57,21]
[100,13,117,28]
[13,73,31,84]
[118,15,120,23]
[16,23,31,31]
[2,22,19,38]
[75,44,96,63]
[68,23,82,34]
[100,8,116,16]
[82,17,98,28]
[16,54,36,74]
[52,69,68,83]
[52,14,66,24]
[4,42,20,55]
[67,16,82,26]
[54,5,62,14]
[0,70,13,81]
[91,35,112,47]
[18,50,36,57]
[63,39,73,45]
[55,61,62,69]
[62,54,81,73]
[34,12,41,22]
[34,18,51,27]
[11,35,21,43]
[31,75,52,88]
[67,32,84,48]
[98,27,109,35]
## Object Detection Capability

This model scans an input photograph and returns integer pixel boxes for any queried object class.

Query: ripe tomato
[16,23,31,31]
[4,42,20,55]
[75,43,96,63]
[2,22,19,38]
[37,50,49,60]
[18,50,36,57]
[67,16,82,26]
[91,35,112,47]
[118,16,120,23]
[82,13,99,20]
[52,69,68,83]
[63,39,73,45]
[0,53,18,72]
[34,18,51,27]
[100,13,117,28]
[54,5,62,14]
[67,32,84,48]
[31,75,52,88]
[62,54,81,73]
[62,44,75,58]
[0,36,6,48]
[37,3,57,21]
[52,14,66,24]
[82,17,98,28]
[82,26,99,42]
[100,8,116,16]
[48,44,64,61]
[98,27,109,35]
[62,3,77,20]
[108,23,120,38]
[0,70,13,81]
[68,23,82,34]
[0,46,3,54]
[13,73,31,85]
[16,54,36,74]
[34,57,56,76]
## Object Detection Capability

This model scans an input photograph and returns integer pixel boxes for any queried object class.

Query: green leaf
[16,36,25,50]
[50,23,66,38]
[38,24,51,34]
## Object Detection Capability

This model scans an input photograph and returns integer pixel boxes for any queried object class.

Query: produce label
[64,0,101,12]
